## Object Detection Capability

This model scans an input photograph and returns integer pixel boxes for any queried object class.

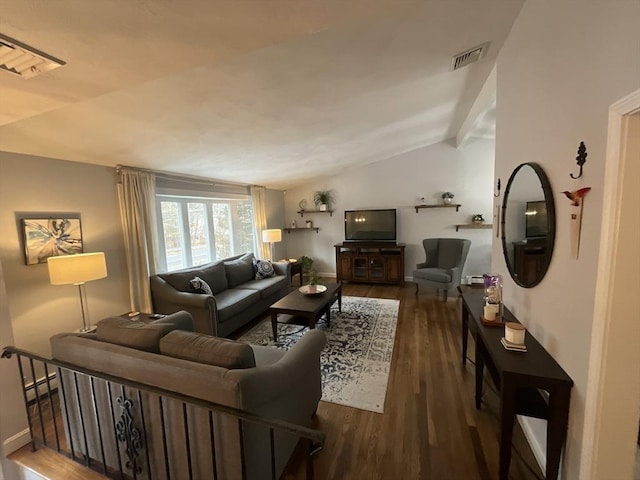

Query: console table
[459,288,573,480]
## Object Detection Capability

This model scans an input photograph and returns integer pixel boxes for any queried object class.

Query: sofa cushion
[190,276,213,295]
[253,259,276,280]
[214,288,261,322]
[236,275,288,299]
[224,253,256,287]
[158,261,228,295]
[96,311,194,353]
[413,267,452,283]
[160,330,256,369]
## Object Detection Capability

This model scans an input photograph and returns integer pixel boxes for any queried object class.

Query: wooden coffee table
[270,283,342,342]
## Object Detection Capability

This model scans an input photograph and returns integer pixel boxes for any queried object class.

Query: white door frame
[579,88,640,479]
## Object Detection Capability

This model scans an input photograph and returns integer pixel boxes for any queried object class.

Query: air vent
[0,33,65,79]
[450,42,489,71]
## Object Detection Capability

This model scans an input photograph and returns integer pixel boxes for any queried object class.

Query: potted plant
[442,191,455,205]
[472,214,485,224]
[313,190,335,211]
[298,255,314,277]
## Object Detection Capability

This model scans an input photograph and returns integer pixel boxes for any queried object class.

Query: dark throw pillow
[254,259,276,280]
[190,276,213,295]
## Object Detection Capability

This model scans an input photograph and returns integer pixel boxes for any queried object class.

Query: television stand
[334,242,405,286]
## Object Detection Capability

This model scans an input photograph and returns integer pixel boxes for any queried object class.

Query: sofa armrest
[416,261,429,269]
[229,330,326,410]
[150,276,220,335]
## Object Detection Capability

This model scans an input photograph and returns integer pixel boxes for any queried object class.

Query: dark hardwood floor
[10,282,543,480]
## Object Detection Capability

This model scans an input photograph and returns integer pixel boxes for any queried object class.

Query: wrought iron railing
[2,346,325,480]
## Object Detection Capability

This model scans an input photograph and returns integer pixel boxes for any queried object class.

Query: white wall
[493,1,640,477]
[283,138,495,279]
[0,152,131,356]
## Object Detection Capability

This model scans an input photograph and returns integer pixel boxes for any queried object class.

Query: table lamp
[262,229,282,261]
[48,252,108,332]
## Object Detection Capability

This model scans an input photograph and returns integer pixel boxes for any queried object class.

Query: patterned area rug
[238,296,399,413]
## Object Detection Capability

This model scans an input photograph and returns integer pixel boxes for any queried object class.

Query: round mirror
[501,162,556,288]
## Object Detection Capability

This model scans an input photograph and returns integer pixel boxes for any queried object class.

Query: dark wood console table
[459,288,573,480]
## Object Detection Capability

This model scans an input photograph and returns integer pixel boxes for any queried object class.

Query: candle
[505,322,525,345]
[483,304,496,321]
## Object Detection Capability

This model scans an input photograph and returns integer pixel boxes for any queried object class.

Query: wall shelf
[414,204,461,213]
[284,227,319,234]
[455,223,493,232]
[297,210,333,217]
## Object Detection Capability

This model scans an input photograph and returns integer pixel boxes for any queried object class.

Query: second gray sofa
[150,253,290,337]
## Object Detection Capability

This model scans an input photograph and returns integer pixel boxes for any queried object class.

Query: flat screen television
[344,209,397,242]
[525,200,548,239]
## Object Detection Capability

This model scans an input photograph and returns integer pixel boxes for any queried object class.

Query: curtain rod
[115,164,263,189]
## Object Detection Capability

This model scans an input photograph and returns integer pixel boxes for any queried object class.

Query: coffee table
[270,283,342,342]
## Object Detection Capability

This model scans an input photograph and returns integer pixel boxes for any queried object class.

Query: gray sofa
[150,253,290,337]
[50,311,326,480]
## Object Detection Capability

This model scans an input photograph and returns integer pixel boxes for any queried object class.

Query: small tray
[480,315,505,327]
[298,285,327,296]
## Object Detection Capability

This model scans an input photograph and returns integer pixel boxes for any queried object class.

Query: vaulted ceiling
[0,1,523,189]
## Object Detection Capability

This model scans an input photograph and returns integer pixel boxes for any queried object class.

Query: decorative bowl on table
[298,285,327,296]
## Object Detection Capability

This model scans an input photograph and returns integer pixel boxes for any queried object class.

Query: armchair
[413,238,471,301]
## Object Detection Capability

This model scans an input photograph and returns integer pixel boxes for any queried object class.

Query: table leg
[338,288,342,312]
[475,339,484,410]
[499,380,517,480]
[271,311,278,342]
[546,387,571,480]
[326,304,331,327]
[308,313,316,330]
[462,305,469,365]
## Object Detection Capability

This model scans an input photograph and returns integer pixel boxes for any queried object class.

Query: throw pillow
[254,259,276,280]
[159,330,256,369]
[224,253,256,287]
[190,276,213,295]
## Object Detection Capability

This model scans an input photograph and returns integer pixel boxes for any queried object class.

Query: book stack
[501,337,527,352]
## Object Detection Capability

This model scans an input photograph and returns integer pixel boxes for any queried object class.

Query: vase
[443,197,452,205]
[319,204,327,211]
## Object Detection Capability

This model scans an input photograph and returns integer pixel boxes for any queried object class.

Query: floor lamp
[47,252,108,332]
[262,229,282,261]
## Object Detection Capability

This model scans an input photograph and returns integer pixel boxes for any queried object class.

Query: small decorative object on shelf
[313,190,335,212]
[305,220,313,228]
[291,220,297,228]
[472,214,485,224]
[442,191,455,205]
[298,199,307,211]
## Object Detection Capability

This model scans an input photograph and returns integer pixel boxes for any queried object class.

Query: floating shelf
[415,204,461,213]
[284,227,319,234]
[297,210,333,217]
[455,223,493,232]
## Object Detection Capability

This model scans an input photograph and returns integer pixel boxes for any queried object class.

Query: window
[156,194,255,272]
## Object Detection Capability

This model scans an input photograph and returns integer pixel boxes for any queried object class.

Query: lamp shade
[262,229,282,243]
[47,252,108,285]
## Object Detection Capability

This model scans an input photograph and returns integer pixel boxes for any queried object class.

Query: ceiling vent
[450,42,489,71]
[0,33,65,79]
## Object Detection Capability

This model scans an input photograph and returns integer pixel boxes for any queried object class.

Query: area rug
[238,296,399,414]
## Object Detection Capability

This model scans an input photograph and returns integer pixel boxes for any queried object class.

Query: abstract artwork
[22,217,83,265]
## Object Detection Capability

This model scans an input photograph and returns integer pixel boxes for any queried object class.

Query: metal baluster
[158,396,171,480]
[43,364,60,451]
[16,355,35,451]
[238,419,247,480]
[121,385,139,480]
[90,377,108,474]
[208,411,218,480]
[107,381,125,479]
[269,428,276,480]
[182,403,193,480]
[28,359,47,446]
[57,369,76,459]
[137,390,152,480]
[72,372,90,467]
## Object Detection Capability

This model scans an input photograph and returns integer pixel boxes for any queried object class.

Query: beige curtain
[117,168,158,313]
[251,186,270,260]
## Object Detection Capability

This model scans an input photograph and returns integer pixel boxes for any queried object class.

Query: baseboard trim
[2,428,31,455]
[517,416,546,473]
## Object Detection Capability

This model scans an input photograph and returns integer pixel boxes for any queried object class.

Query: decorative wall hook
[493,178,501,197]
[570,141,587,179]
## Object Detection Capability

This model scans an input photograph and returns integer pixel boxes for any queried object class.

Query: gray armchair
[413,238,471,301]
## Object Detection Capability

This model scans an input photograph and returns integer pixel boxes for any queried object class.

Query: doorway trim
[579,88,640,479]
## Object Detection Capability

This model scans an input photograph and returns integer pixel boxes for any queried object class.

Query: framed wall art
[22,217,83,265]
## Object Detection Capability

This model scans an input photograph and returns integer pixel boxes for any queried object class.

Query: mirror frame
[500,162,556,288]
